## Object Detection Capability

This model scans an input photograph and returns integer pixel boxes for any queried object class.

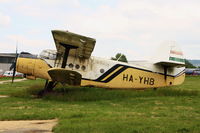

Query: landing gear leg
[45,80,57,92]
[153,88,157,91]
[39,80,57,96]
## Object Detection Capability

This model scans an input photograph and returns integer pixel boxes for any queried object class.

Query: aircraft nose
[16,57,25,74]
[16,57,35,75]
[16,57,52,80]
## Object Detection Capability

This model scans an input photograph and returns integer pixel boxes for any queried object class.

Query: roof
[0,53,16,58]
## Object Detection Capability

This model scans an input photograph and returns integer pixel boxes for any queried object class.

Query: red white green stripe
[169,57,185,63]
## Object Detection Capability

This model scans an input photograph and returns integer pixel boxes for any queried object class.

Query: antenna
[16,40,18,54]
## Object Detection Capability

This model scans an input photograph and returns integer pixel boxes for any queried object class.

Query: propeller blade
[11,47,18,83]
[9,62,15,70]
[11,62,16,83]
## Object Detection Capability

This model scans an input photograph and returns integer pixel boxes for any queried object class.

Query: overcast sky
[0,0,200,60]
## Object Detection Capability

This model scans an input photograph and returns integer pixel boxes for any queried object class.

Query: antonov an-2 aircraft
[15,30,185,91]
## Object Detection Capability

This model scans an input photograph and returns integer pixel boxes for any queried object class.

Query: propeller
[11,47,18,83]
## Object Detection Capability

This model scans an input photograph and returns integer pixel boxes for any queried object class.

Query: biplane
[14,30,185,91]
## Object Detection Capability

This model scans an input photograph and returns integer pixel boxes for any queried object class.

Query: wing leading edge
[48,68,82,86]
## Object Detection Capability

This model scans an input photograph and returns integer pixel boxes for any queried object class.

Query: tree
[185,59,196,68]
[111,53,128,63]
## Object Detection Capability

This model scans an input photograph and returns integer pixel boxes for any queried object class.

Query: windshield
[39,49,57,60]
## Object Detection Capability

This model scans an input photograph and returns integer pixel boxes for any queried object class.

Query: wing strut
[60,43,78,68]
[62,48,70,68]
[164,66,168,81]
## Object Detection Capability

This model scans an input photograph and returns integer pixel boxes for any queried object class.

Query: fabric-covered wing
[52,30,96,59]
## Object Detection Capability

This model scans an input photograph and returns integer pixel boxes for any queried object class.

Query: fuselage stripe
[102,66,127,83]
[101,66,123,81]
[95,64,121,81]
[82,64,185,83]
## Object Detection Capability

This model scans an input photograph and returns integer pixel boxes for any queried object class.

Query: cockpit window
[39,49,57,60]
[19,52,37,59]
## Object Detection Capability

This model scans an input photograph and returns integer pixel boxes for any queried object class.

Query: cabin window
[100,69,105,73]
[69,63,74,68]
[75,64,80,69]
[81,65,86,71]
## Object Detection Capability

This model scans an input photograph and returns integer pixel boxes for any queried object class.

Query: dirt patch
[0,95,9,98]
[0,119,58,133]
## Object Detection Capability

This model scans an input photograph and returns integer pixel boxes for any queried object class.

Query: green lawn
[0,76,200,133]
[0,76,23,81]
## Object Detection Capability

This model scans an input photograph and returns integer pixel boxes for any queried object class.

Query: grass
[0,76,200,133]
[0,76,23,81]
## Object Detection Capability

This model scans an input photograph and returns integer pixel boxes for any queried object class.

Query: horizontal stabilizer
[48,68,82,85]
[155,61,185,67]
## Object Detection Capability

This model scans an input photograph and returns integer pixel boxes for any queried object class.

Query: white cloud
[0,12,11,26]
[41,0,80,7]
[1,0,200,60]
[61,1,199,39]
[0,42,15,53]
[15,0,81,17]
[0,0,22,3]
[5,35,54,54]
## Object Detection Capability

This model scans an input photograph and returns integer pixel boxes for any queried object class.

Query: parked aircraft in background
[13,30,185,91]
[185,68,200,75]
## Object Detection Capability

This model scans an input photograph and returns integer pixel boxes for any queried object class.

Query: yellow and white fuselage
[16,30,185,89]
[17,55,185,89]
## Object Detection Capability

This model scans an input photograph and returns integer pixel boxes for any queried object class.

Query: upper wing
[52,30,96,59]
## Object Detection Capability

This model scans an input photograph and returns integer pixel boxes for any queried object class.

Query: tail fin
[152,41,185,67]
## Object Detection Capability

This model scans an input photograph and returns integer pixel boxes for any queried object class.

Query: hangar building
[0,53,16,75]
